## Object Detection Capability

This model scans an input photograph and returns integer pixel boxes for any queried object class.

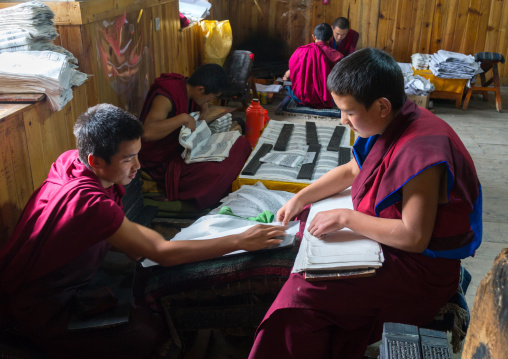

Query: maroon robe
[248,99,480,359]
[289,42,343,109]
[0,150,164,359]
[139,74,252,210]
[332,28,359,56]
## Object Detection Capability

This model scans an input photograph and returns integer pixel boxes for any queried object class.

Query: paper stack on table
[411,53,431,70]
[292,188,384,273]
[0,1,88,96]
[142,182,299,268]
[429,50,481,79]
[209,181,295,218]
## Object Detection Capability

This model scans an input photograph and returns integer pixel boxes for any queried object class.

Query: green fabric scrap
[217,206,274,223]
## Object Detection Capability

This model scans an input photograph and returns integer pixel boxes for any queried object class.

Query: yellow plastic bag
[199,20,232,66]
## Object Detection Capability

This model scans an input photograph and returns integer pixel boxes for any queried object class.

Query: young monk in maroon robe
[139,63,252,211]
[0,104,286,359]
[283,23,343,109]
[249,48,482,359]
[332,16,359,56]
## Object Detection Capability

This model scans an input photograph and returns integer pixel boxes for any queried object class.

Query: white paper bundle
[141,215,300,267]
[0,1,88,90]
[179,117,241,164]
[0,1,58,41]
[429,50,481,79]
[0,51,73,111]
[208,113,232,134]
[292,188,384,273]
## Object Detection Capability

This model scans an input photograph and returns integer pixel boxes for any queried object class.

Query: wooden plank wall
[209,0,508,83]
[53,1,202,116]
[0,85,89,242]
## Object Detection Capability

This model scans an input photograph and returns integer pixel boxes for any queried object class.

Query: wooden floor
[195,87,508,359]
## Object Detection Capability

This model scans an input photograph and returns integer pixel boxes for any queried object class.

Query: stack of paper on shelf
[292,188,384,273]
[0,51,73,111]
[0,1,57,41]
[0,1,87,95]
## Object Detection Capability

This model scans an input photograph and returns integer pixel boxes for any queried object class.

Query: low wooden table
[413,69,468,108]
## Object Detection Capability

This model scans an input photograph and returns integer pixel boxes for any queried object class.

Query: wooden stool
[462,52,505,112]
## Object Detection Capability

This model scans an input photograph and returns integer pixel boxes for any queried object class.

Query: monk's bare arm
[106,218,286,267]
[307,163,445,253]
[277,159,359,225]
[142,95,196,142]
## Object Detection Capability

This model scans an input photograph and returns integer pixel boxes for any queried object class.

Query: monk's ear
[88,154,104,170]
[312,34,317,42]
[196,85,206,95]
[377,97,392,118]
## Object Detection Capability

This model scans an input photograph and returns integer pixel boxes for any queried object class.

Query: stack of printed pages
[292,188,384,274]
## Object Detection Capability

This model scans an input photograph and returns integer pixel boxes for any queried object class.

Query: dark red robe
[139,74,252,210]
[0,151,164,359]
[249,99,481,359]
[288,42,343,109]
[332,28,359,56]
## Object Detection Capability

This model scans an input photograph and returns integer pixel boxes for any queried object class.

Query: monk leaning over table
[249,48,482,359]
[0,104,286,359]
[138,63,252,211]
[283,23,344,109]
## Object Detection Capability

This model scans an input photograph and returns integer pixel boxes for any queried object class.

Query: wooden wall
[209,0,508,83]
[0,86,89,242]
[51,0,202,116]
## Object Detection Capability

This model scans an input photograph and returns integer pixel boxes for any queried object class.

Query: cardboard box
[407,94,430,109]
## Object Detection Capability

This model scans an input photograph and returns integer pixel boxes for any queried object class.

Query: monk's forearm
[156,236,241,266]
[344,211,431,253]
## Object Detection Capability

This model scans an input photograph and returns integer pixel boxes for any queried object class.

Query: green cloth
[217,206,274,223]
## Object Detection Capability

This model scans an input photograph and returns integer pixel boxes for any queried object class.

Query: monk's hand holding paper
[177,113,197,132]
[307,209,352,238]
[237,224,287,251]
[277,197,305,226]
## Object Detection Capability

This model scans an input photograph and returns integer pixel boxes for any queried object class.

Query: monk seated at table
[139,64,252,211]
[0,103,286,359]
[249,48,482,359]
[331,16,359,56]
[282,23,344,109]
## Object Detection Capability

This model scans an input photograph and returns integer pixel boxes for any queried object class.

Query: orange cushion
[413,69,467,94]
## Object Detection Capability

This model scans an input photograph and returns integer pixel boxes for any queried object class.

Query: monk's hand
[238,224,287,251]
[177,113,197,132]
[282,69,290,81]
[307,209,350,238]
[276,197,305,226]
